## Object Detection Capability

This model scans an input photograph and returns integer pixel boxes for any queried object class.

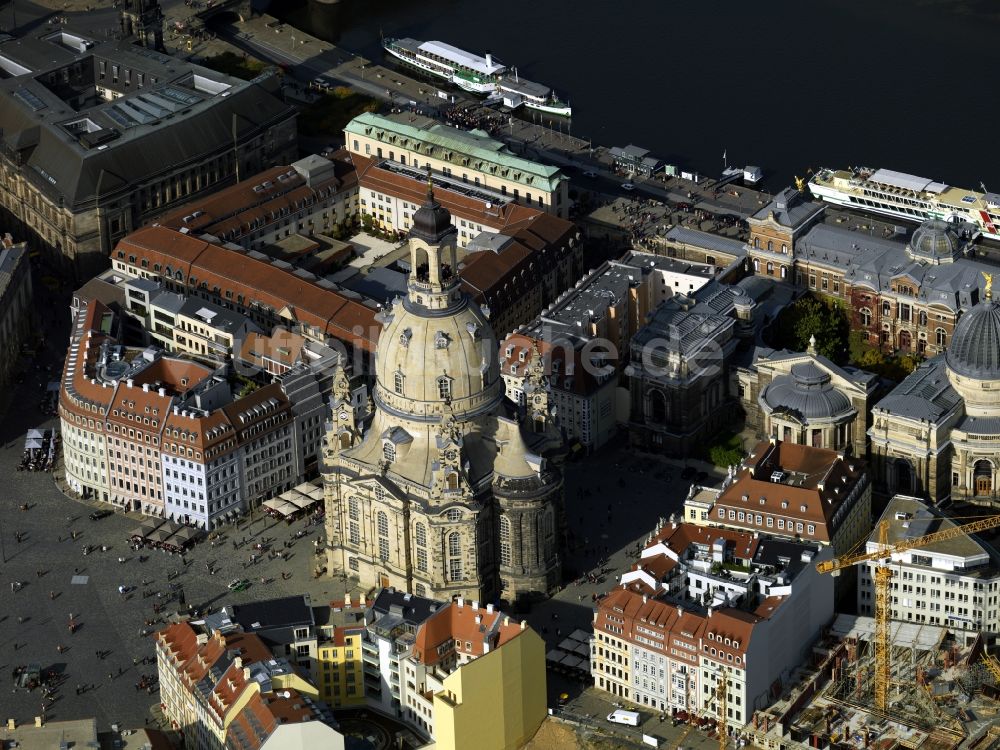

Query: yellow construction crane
[816,512,1000,712]
[983,653,1000,684]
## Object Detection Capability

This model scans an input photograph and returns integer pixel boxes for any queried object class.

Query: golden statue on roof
[984,271,993,300]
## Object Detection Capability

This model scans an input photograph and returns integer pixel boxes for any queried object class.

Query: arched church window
[394,371,404,395]
[499,516,511,567]
[383,441,396,463]
[377,511,390,561]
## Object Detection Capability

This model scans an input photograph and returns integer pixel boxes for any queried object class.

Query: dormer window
[383,441,396,463]
[437,376,452,401]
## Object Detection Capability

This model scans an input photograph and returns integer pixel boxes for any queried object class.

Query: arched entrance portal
[974,460,993,497]
[647,390,667,424]
[895,459,913,495]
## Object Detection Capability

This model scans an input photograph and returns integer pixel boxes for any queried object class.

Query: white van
[607,709,641,726]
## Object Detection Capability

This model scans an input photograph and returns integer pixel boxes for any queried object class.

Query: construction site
[744,614,1000,750]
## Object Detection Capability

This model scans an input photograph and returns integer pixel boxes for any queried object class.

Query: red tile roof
[712,440,867,543]
[114,226,380,352]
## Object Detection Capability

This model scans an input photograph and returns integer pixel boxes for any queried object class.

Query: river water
[271,0,1000,189]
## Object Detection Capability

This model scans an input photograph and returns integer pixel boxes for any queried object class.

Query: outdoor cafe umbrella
[148,526,174,543]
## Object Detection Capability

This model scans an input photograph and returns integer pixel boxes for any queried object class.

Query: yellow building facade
[432,629,547,750]
[316,626,366,708]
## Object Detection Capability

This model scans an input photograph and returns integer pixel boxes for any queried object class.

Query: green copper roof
[345,112,565,192]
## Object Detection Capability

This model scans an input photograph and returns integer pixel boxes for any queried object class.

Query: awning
[148,527,173,543]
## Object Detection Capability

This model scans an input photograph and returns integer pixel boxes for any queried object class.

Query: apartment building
[155,621,342,750]
[0,28,296,276]
[124,277,261,364]
[314,601,367,709]
[362,589,546,750]
[59,299,334,526]
[459,214,583,338]
[345,112,569,219]
[591,520,834,728]
[858,495,1000,640]
[684,440,872,561]
[111,225,380,355]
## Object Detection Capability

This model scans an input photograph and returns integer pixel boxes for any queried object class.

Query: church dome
[760,362,853,421]
[375,295,501,419]
[373,183,502,421]
[946,297,1000,380]
[907,220,960,263]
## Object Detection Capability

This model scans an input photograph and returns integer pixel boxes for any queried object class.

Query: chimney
[503,616,510,627]
[159,387,166,397]
[486,603,494,614]
[676,606,683,616]
[472,600,479,610]
[643,595,648,604]
[520,619,526,630]
[127,378,134,388]
[485,52,493,68]
[34,716,42,728]
[142,383,150,392]
[457,597,464,608]
[475,614,482,625]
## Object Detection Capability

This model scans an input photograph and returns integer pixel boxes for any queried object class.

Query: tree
[775,294,850,363]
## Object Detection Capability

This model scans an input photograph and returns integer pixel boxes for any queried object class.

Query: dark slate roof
[799,222,985,313]
[367,588,441,628]
[663,226,747,258]
[945,298,1000,380]
[759,362,855,422]
[872,356,961,422]
[0,31,295,209]
[957,414,1000,436]
[750,188,824,230]
[409,186,458,245]
[228,595,314,632]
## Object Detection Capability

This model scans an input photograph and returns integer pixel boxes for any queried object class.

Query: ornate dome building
[738,338,878,456]
[323,177,564,604]
[870,275,1000,502]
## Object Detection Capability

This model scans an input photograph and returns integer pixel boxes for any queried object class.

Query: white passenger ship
[809,167,1000,241]
[383,37,572,117]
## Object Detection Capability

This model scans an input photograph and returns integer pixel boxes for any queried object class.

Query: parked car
[228,578,251,592]
[582,170,598,178]
[89,509,113,521]
[622,182,635,191]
